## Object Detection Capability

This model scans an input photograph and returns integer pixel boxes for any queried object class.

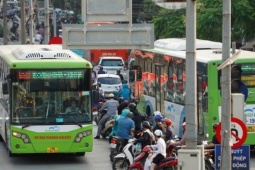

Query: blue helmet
[154,114,163,122]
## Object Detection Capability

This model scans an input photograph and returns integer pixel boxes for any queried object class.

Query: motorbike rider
[116,112,135,146]
[205,123,220,160]
[161,118,174,142]
[94,93,119,139]
[168,122,187,147]
[117,97,125,115]
[153,112,164,132]
[134,121,155,149]
[129,102,146,137]
[149,129,166,170]
[117,83,131,101]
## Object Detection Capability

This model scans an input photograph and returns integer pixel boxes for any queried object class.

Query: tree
[143,0,255,44]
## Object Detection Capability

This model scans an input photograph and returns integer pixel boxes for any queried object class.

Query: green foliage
[144,0,255,43]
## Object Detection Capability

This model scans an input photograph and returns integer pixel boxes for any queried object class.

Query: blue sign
[215,145,250,170]
[71,49,84,57]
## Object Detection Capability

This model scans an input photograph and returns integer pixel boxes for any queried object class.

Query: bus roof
[154,38,222,51]
[0,45,92,69]
[147,48,255,64]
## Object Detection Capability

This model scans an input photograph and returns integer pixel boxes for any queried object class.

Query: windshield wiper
[22,124,31,129]
[69,117,82,128]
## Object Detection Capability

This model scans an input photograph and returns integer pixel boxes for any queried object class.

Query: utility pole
[21,0,26,44]
[3,0,8,45]
[29,0,34,44]
[44,0,50,44]
[185,0,197,149]
[220,0,232,169]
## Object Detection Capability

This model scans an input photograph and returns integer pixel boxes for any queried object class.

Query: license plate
[107,70,116,74]
[110,143,117,148]
[47,147,59,153]
[247,126,255,132]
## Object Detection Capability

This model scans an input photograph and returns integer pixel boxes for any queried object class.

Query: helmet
[118,97,124,103]
[154,114,163,122]
[128,103,136,111]
[154,111,161,117]
[108,93,114,98]
[142,121,150,129]
[127,112,133,118]
[162,118,172,127]
[154,129,163,137]
[182,122,186,130]
[130,98,138,105]
[213,123,218,130]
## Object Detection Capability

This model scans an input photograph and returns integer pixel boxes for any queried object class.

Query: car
[94,56,125,75]
[94,74,122,98]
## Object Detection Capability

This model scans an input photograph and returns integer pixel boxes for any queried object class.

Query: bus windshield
[11,69,92,125]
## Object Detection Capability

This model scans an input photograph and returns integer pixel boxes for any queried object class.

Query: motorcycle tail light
[92,106,97,110]
[111,139,117,144]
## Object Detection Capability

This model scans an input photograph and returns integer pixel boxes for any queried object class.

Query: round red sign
[216,117,247,149]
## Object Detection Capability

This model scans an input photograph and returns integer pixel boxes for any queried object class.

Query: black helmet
[118,97,124,103]
[127,112,133,118]
[128,103,136,111]
[213,123,218,130]
[142,121,150,129]
[130,98,138,105]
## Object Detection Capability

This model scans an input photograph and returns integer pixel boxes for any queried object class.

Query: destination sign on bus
[18,71,83,80]
[241,64,255,87]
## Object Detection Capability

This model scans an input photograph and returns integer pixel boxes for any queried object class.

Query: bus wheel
[76,152,85,156]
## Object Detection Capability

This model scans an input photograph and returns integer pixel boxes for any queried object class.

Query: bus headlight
[74,129,92,143]
[12,131,31,143]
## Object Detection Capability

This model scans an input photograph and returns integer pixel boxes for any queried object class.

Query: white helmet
[154,129,163,137]
[108,93,114,98]
[154,111,161,117]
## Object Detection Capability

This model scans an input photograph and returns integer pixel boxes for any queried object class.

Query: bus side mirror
[129,71,135,82]
[2,82,9,94]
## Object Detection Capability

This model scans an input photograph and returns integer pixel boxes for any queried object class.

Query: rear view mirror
[2,82,9,94]
[92,90,100,103]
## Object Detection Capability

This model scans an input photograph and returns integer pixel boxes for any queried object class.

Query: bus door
[155,63,164,115]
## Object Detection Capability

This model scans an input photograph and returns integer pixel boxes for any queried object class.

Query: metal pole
[185,0,197,149]
[53,11,56,37]
[29,0,34,44]
[44,0,50,44]
[21,0,26,44]
[221,0,232,168]
[3,0,8,45]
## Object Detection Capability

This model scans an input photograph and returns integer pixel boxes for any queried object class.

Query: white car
[94,74,122,98]
[94,56,125,75]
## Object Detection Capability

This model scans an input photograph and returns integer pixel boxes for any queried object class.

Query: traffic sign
[48,37,62,45]
[216,117,248,149]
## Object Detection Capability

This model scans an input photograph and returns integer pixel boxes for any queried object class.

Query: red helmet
[182,122,186,130]
[162,118,172,127]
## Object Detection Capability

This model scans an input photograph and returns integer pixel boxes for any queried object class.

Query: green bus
[0,45,97,156]
[129,38,255,149]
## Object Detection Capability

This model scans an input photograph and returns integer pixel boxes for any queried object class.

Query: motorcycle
[100,115,115,139]
[112,139,141,170]
[110,136,126,162]
[110,131,143,162]
[129,144,178,170]
[203,137,215,170]
[93,101,104,125]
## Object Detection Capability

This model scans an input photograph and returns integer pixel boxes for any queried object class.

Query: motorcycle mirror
[206,133,209,139]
